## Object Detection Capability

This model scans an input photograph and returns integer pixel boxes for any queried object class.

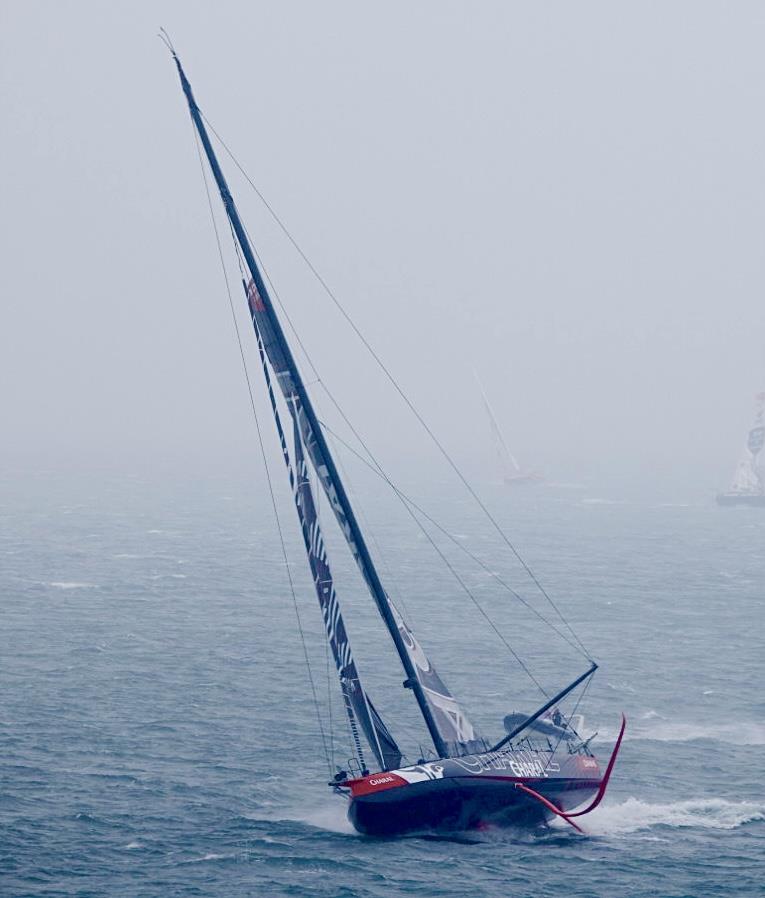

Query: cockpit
[502,711,594,755]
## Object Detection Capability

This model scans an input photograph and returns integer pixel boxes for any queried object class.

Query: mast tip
[157,27,177,56]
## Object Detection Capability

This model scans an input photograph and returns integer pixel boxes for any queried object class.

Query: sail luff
[249,308,400,770]
[289,407,401,771]
[172,54,449,758]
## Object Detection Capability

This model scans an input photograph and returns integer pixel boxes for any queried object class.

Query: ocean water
[2,468,763,897]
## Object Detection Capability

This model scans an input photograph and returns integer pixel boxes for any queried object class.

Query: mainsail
[172,52,480,761]
[248,280,484,758]
[248,307,401,770]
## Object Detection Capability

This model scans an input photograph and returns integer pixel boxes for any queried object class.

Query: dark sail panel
[248,277,482,757]
[248,297,401,771]
[291,417,402,771]
[173,52,472,761]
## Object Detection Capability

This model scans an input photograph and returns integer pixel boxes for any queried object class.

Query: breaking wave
[582,797,765,836]
[251,802,357,836]
[48,581,98,590]
[182,852,232,863]
[256,794,763,841]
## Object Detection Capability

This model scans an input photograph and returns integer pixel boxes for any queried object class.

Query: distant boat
[475,373,542,485]
[167,45,624,837]
[717,393,765,507]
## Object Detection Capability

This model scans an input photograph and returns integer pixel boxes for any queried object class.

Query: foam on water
[581,497,626,505]
[248,784,765,841]
[253,802,358,836]
[48,581,98,590]
[583,797,765,836]
[5,477,765,896]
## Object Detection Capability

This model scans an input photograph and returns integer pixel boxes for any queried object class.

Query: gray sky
[2,1,764,491]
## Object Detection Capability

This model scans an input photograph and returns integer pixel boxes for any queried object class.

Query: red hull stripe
[347,773,408,796]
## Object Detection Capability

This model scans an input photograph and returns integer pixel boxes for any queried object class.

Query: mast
[171,53,449,758]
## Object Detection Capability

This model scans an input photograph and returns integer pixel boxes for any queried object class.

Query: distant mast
[717,393,765,507]
[475,373,541,486]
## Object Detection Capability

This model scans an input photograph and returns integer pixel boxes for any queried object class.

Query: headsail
[389,603,485,755]
[728,393,765,496]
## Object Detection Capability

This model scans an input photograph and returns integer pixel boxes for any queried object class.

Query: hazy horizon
[3,2,764,496]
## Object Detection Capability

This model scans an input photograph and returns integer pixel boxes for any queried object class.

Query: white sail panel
[389,602,485,756]
[726,393,765,496]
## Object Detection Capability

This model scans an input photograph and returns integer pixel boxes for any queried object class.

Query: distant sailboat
[717,393,765,507]
[475,374,542,485]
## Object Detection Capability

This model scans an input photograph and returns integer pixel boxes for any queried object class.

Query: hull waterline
[344,749,602,836]
[348,775,598,835]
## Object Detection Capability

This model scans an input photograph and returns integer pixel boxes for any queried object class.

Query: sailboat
[717,393,765,507]
[166,44,625,836]
[475,373,542,485]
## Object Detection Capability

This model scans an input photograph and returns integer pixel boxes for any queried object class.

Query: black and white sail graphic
[248,278,483,757]
[247,293,400,772]
[388,603,484,755]
[290,413,402,771]
[173,51,483,761]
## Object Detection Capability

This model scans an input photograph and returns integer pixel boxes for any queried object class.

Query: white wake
[582,797,765,836]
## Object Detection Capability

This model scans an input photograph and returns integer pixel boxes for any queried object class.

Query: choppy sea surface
[2,468,763,897]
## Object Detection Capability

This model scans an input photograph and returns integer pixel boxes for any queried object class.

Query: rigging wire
[542,675,592,774]
[209,150,581,675]
[324,421,416,626]
[244,232,550,688]
[223,189,419,636]
[189,121,333,775]
[232,236,371,771]
[323,427,548,697]
[320,420,586,657]
[211,147,584,679]
[199,114,591,660]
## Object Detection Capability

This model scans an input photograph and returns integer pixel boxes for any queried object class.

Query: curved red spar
[514,713,627,834]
